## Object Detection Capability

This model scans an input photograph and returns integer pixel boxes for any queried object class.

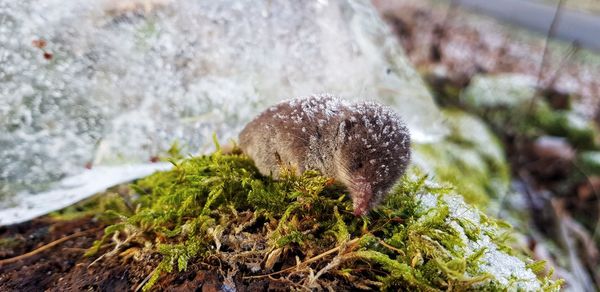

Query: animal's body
[239,94,410,216]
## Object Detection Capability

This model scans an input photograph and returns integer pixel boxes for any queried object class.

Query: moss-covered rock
[461,74,537,109]
[88,151,559,291]
[535,110,599,150]
[460,73,600,150]
[413,109,510,206]
[460,74,544,138]
[577,151,600,175]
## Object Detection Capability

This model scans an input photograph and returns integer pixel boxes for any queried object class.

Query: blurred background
[1,0,599,290]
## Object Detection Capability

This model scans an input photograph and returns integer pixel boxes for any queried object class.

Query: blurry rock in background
[377,1,600,289]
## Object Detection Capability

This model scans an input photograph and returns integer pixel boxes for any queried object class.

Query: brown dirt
[0,217,186,291]
[0,215,339,291]
[0,216,140,291]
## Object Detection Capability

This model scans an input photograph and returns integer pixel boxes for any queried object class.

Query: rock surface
[0,0,444,213]
[413,109,509,206]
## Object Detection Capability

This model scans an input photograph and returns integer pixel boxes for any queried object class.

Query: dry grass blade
[0,227,101,266]
[243,237,361,280]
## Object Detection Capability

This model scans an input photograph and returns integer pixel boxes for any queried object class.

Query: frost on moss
[88,150,560,291]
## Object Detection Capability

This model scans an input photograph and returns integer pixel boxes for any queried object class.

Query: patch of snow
[469,235,540,290]
[0,163,171,226]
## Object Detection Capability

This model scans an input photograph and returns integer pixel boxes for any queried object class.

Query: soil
[0,215,299,291]
[0,217,134,291]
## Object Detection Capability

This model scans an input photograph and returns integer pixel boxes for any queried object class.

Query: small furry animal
[239,94,411,216]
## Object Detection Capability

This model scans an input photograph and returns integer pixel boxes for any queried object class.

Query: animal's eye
[345,119,356,131]
[353,161,364,170]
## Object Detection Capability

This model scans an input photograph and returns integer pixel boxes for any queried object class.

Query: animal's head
[333,102,410,216]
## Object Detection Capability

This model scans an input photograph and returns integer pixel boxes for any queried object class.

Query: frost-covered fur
[239,94,411,215]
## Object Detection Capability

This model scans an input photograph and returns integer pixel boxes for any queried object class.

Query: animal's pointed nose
[351,179,372,216]
[353,205,367,216]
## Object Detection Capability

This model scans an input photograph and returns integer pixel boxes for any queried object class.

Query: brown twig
[545,41,579,90]
[378,238,406,257]
[0,227,102,266]
[526,0,566,114]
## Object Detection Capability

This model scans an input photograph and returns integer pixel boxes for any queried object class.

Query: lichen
[85,147,560,291]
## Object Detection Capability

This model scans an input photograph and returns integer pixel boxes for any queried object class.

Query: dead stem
[134,267,156,292]
[242,237,361,280]
[0,227,102,266]
[378,238,406,256]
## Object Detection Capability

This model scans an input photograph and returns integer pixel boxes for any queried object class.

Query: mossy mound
[87,150,560,291]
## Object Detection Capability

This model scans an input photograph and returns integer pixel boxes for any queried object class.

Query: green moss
[534,109,599,150]
[88,149,560,291]
[577,151,600,175]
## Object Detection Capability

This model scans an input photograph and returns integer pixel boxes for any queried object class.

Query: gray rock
[0,0,444,198]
